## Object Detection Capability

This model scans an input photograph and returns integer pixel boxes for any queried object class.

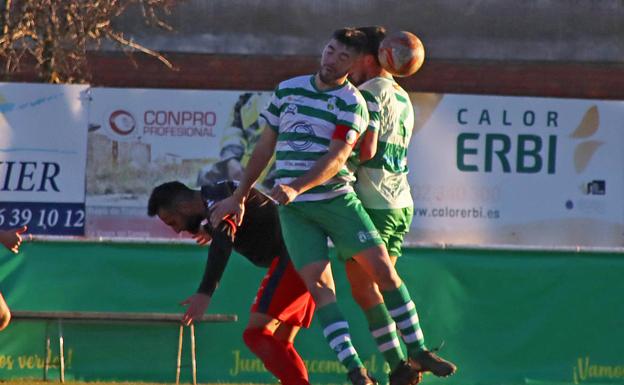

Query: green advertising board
[1,241,623,385]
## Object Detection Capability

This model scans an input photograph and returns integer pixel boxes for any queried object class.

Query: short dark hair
[147,181,195,217]
[357,26,387,64]
[332,27,367,54]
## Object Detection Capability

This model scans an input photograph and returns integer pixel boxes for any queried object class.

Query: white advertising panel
[83,87,624,247]
[86,88,271,238]
[407,93,624,247]
[0,83,89,235]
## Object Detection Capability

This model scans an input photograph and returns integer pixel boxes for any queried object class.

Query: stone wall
[114,0,624,62]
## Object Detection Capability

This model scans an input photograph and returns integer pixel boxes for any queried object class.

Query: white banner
[407,93,624,248]
[86,88,271,238]
[0,83,89,235]
[77,86,624,247]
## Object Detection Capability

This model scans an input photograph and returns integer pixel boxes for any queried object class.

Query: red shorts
[251,255,315,328]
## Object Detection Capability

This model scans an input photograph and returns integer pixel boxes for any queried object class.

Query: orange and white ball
[378,31,425,77]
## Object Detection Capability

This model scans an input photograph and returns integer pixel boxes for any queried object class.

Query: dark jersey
[196,180,288,296]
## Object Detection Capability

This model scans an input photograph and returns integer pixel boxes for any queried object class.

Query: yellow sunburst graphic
[408,93,443,134]
[571,106,602,174]
[574,140,603,173]
[570,105,599,138]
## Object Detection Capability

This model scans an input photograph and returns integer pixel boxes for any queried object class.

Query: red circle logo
[109,110,136,135]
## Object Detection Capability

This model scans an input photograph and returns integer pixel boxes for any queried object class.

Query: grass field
[0,381,269,385]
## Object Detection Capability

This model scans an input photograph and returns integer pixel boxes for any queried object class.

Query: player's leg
[342,222,421,384]
[348,208,405,341]
[346,256,421,385]
[353,247,457,377]
[244,256,313,385]
[346,255,397,309]
[350,207,456,377]
[259,255,316,383]
[0,292,10,331]
[243,313,310,385]
[279,203,375,385]
[326,195,455,377]
[273,323,308,382]
[298,258,374,381]
[376,207,456,377]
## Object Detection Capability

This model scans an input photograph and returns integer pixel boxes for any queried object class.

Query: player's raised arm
[211,124,278,226]
[271,137,356,205]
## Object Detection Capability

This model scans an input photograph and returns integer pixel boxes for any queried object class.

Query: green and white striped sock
[364,303,404,371]
[382,283,427,355]
[317,301,364,371]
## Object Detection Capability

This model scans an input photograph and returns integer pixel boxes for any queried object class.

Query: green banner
[1,242,623,385]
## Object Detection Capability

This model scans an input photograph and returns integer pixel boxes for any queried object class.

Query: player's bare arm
[211,126,278,226]
[358,128,378,162]
[271,139,354,205]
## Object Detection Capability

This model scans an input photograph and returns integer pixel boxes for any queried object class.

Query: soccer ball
[378,31,425,77]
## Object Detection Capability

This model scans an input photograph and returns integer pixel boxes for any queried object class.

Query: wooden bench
[11,310,238,384]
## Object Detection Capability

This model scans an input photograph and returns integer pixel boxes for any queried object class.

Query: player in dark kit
[147,180,315,385]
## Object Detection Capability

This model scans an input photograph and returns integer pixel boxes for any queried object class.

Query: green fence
[0,241,622,385]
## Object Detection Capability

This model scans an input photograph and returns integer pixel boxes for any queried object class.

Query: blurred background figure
[0,226,28,331]
[196,92,278,190]
[0,226,27,254]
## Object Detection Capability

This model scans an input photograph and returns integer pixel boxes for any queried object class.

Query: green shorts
[364,206,413,258]
[278,192,384,267]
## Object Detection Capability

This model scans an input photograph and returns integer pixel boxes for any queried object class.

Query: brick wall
[7,51,624,99]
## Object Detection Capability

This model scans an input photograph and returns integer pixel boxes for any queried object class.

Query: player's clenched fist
[270,184,299,205]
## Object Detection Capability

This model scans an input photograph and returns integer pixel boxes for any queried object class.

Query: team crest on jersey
[327,97,337,111]
[286,121,315,151]
[285,104,298,115]
[357,230,379,243]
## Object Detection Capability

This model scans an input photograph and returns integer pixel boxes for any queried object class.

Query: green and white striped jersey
[355,76,414,209]
[261,75,369,202]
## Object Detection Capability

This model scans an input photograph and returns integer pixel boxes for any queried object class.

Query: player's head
[148,181,204,234]
[349,25,387,86]
[319,28,367,85]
